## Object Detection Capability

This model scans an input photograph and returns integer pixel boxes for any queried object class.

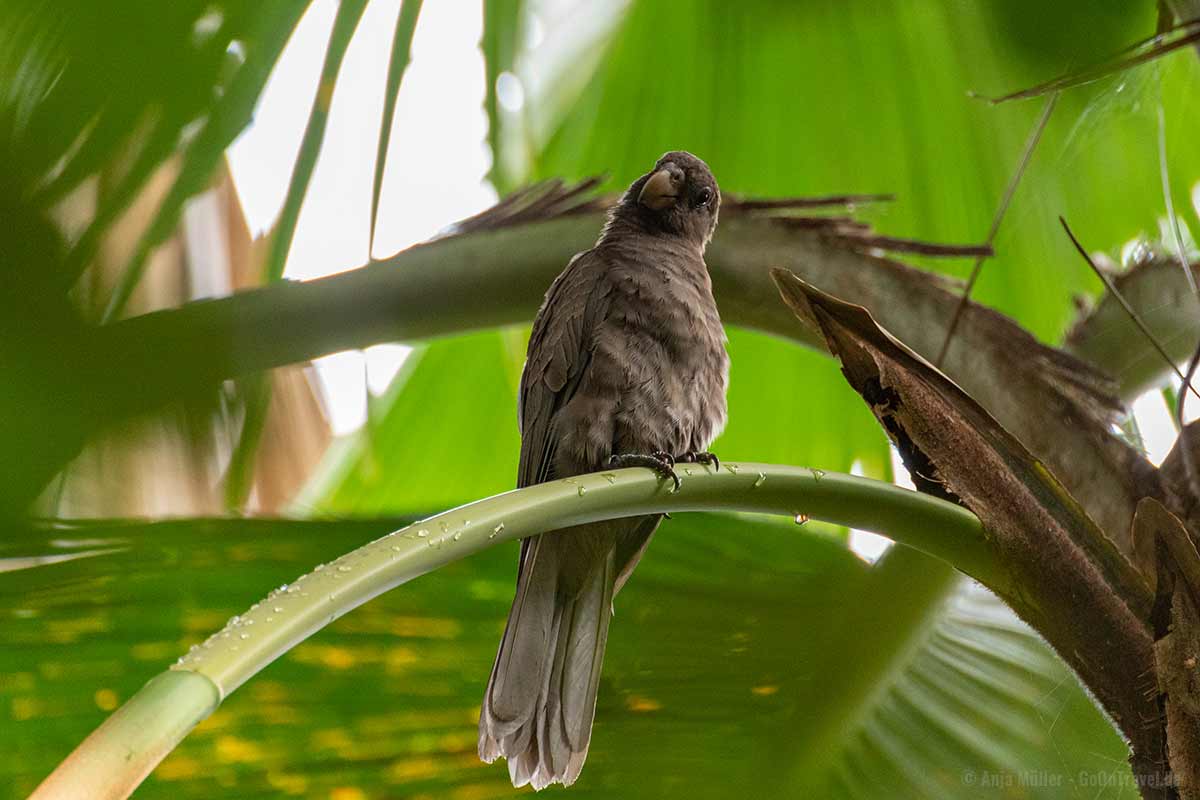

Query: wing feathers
[516,249,609,489]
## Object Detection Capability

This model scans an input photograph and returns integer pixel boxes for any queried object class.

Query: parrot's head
[619,151,720,247]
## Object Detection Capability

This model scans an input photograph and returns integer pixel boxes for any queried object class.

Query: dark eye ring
[696,187,713,207]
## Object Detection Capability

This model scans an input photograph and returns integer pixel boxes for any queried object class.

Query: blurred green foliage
[1,0,1195,796]
[1,517,1134,798]
[0,0,308,512]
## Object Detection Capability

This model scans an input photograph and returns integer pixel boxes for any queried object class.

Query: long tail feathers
[479,536,616,790]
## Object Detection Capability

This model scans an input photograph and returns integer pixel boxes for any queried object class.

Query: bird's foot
[676,451,720,472]
[607,452,681,492]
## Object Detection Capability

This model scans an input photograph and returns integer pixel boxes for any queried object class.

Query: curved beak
[638,168,678,210]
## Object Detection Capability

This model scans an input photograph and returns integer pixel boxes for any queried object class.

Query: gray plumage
[478,151,730,789]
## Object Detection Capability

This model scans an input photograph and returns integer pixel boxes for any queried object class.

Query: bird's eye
[696,187,713,207]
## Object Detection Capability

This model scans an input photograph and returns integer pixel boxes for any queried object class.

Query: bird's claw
[607,452,681,492]
[677,451,720,472]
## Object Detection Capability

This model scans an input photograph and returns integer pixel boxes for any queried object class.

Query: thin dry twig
[448,177,608,235]
[935,93,1058,367]
[772,215,868,232]
[1059,216,1200,402]
[732,193,894,211]
[1178,345,1200,489]
[977,17,1200,104]
[836,235,991,257]
[1159,106,1200,300]
[1157,102,1200,493]
[449,179,987,259]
